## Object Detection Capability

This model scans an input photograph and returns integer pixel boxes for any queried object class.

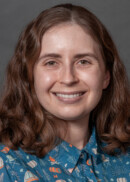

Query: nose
[59,65,79,85]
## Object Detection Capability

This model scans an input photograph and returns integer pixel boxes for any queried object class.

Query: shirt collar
[83,127,100,157]
[46,127,100,172]
[47,140,81,172]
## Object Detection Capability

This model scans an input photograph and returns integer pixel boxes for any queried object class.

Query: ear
[103,71,110,89]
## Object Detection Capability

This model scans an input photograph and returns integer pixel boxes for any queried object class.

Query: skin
[33,23,110,149]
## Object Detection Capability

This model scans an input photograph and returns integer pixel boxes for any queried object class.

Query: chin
[55,113,88,121]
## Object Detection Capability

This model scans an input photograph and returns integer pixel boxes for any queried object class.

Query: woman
[0,3,129,182]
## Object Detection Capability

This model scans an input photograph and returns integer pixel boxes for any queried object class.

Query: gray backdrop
[0,0,130,91]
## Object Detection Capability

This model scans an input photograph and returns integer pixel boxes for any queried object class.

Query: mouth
[55,92,85,98]
[52,91,86,103]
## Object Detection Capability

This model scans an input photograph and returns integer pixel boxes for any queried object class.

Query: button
[80,153,84,158]
[80,150,88,160]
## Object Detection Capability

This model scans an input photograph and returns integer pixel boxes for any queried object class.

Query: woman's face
[33,24,110,121]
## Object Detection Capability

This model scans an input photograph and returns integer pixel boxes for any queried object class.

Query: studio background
[0,0,130,91]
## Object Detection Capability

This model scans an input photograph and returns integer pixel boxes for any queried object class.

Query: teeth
[56,93,82,99]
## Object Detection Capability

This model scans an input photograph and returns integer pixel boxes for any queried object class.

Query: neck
[64,116,90,150]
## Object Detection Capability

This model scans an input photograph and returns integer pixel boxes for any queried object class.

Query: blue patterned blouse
[0,128,129,182]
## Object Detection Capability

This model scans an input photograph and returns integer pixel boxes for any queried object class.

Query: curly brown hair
[0,4,130,157]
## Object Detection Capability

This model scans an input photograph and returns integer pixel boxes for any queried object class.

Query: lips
[55,92,84,99]
[52,91,86,103]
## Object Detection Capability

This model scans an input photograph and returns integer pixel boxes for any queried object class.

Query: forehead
[40,23,102,58]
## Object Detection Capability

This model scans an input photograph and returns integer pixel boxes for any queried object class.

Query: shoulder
[0,144,11,161]
[103,147,130,165]
[0,144,40,181]
[102,149,130,178]
[0,144,21,162]
[0,144,18,181]
[0,144,39,168]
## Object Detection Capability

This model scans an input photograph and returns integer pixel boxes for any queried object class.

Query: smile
[53,92,86,104]
[55,93,83,98]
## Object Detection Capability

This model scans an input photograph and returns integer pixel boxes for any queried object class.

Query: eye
[45,60,57,66]
[78,59,90,65]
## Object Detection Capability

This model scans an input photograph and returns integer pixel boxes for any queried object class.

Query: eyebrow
[38,53,99,61]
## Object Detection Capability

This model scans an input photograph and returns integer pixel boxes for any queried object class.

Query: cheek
[34,68,57,92]
[80,69,105,90]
